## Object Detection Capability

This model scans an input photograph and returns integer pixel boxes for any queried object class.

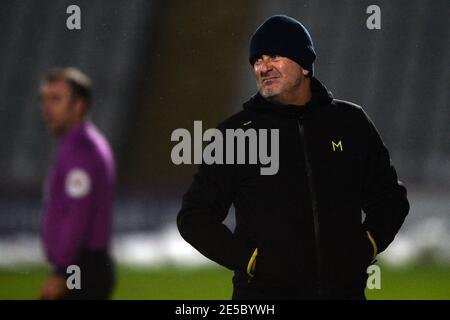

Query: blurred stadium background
[0,0,449,299]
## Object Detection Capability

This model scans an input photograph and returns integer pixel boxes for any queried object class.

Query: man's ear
[301,68,310,77]
[74,98,88,118]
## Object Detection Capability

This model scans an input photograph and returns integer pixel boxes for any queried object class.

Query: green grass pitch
[0,264,448,300]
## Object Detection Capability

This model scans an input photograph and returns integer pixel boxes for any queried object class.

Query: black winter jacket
[177,77,410,299]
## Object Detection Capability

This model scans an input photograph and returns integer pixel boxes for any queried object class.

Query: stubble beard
[259,74,303,104]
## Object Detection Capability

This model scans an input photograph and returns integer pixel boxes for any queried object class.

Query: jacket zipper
[297,116,324,298]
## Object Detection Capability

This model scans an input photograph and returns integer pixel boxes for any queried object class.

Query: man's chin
[260,89,280,100]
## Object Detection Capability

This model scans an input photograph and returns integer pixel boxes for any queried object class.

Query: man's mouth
[262,76,279,84]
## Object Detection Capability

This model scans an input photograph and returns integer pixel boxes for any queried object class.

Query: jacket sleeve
[360,110,410,253]
[45,152,95,274]
[177,130,255,271]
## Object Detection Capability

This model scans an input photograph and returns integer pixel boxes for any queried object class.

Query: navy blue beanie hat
[249,15,316,76]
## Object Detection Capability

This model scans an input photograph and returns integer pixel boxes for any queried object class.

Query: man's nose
[259,59,273,74]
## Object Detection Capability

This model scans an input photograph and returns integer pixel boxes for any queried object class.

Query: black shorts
[231,274,366,300]
[61,250,115,300]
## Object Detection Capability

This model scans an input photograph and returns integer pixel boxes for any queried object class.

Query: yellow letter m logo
[332,140,343,152]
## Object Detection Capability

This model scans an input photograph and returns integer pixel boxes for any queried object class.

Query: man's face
[40,80,79,137]
[254,54,308,101]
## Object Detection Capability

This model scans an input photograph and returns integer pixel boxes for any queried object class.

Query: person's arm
[41,153,95,299]
[49,156,96,272]
[177,131,256,271]
[360,110,410,259]
[57,166,94,267]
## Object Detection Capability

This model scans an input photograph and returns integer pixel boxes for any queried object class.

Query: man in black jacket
[177,15,409,299]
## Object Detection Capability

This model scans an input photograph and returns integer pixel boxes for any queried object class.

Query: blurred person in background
[177,15,410,300]
[39,67,116,300]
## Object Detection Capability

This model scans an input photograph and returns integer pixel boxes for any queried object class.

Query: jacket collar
[59,121,90,146]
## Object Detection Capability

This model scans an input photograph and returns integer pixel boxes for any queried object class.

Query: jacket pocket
[358,229,377,268]
[365,230,378,264]
[246,248,258,278]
